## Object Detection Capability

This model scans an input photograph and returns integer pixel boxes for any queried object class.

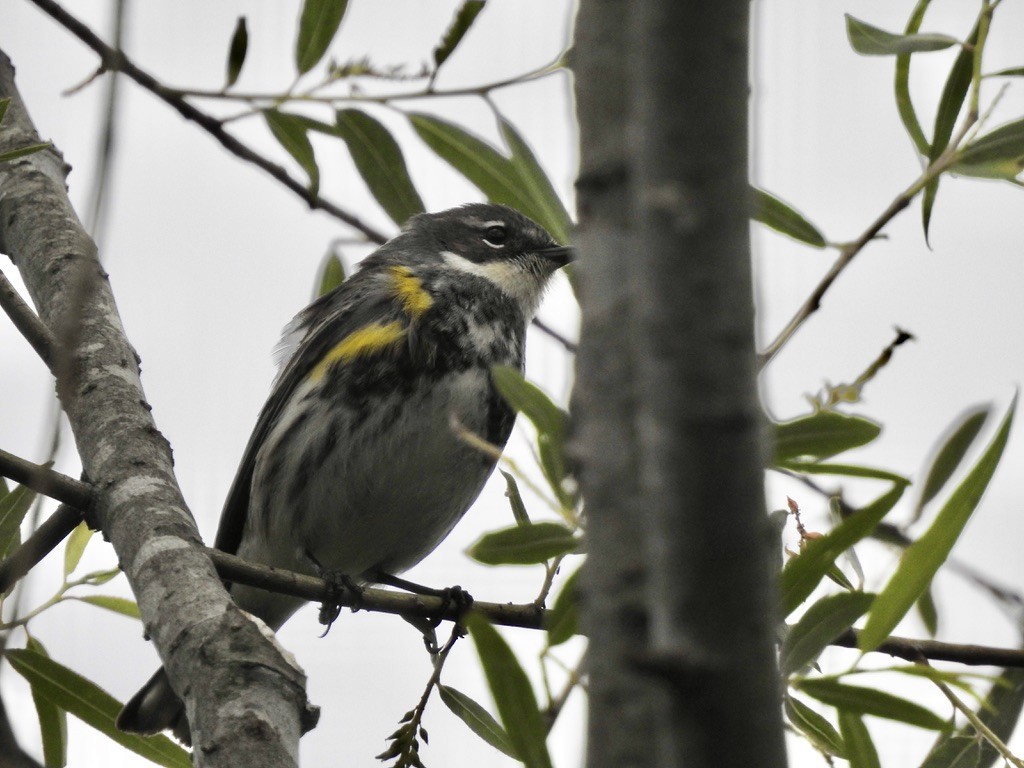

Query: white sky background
[1,1,1023,766]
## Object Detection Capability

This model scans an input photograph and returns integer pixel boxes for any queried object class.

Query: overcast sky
[2,1,1023,766]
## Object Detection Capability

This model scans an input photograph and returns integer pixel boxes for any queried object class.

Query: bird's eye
[482,225,508,247]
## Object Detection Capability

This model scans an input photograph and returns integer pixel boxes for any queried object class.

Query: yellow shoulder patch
[389,266,433,319]
[308,320,405,382]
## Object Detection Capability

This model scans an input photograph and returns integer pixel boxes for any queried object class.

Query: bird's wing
[214,270,403,555]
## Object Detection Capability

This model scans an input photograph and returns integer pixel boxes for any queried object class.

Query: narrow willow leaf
[773,411,881,463]
[468,522,577,565]
[0,142,52,163]
[334,109,424,226]
[860,396,1016,652]
[25,639,67,768]
[0,483,36,560]
[785,695,846,757]
[915,405,989,519]
[438,685,519,759]
[317,252,346,297]
[295,0,349,74]
[225,16,248,89]
[916,585,939,637]
[63,521,93,577]
[545,567,580,647]
[498,116,572,244]
[894,0,933,156]
[0,97,9,123]
[845,15,958,55]
[986,66,1024,78]
[781,592,875,676]
[780,484,904,615]
[839,711,881,768]
[6,650,191,768]
[952,117,1024,180]
[466,614,553,768]
[433,1,486,69]
[797,679,949,731]
[919,667,1024,768]
[410,113,537,222]
[72,595,141,620]
[751,186,826,248]
[264,109,319,197]
[500,470,531,526]
[777,460,909,485]
[923,21,979,241]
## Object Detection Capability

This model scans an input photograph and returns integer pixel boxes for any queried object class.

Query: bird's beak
[537,245,575,267]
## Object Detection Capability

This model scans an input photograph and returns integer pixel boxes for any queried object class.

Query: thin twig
[832,629,1024,668]
[932,672,1024,767]
[27,0,389,244]
[532,317,578,353]
[0,269,56,368]
[0,504,83,596]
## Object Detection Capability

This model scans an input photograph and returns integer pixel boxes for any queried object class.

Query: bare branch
[25,0,389,245]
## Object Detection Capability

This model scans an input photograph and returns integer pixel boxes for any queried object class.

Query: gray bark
[575,1,788,766]
[0,51,310,767]
[573,2,661,767]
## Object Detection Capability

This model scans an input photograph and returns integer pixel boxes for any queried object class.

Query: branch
[0,50,308,766]
[4,449,1024,669]
[26,0,389,245]
[757,116,979,369]
[0,268,56,369]
[833,629,1024,668]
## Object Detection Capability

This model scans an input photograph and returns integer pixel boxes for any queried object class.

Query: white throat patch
[441,250,546,319]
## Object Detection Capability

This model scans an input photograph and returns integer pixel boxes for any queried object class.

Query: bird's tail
[116,668,192,746]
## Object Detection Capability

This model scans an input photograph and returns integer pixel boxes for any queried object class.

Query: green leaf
[438,685,519,759]
[6,650,191,768]
[334,108,424,226]
[71,595,141,620]
[845,15,958,55]
[0,96,9,123]
[780,484,904,615]
[63,521,93,577]
[498,116,572,244]
[986,66,1024,78]
[785,695,846,757]
[25,639,67,768]
[919,667,1024,768]
[916,584,939,637]
[225,16,248,89]
[894,0,933,156]
[469,522,578,566]
[916,405,989,519]
[797,679,949,731]
[773,411,881,463]
[545,567,580,647]
[923,21,979,241]
[500,470,531,526]
[839,711,881,768]
[0,483,36,560]
[263,109,319,197]
[491,366,567,441]
[317,251,346,297]
[466,614,553,768]
[491,365,571,503]
[777,460,909,485]
[751,186,826,248]
[952,117,1024,181]
[0,142,52,163]
[433,1,486,69]
[295,0,349,74]
[781,592,875,676]
[860,395,1016,652]
[411,113,558,236]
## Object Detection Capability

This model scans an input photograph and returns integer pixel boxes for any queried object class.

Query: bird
[116,203,573,741]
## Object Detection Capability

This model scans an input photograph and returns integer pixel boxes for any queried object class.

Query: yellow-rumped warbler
[116,203,572,739]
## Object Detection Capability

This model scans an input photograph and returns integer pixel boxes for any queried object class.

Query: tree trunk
[575,2,788,766]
